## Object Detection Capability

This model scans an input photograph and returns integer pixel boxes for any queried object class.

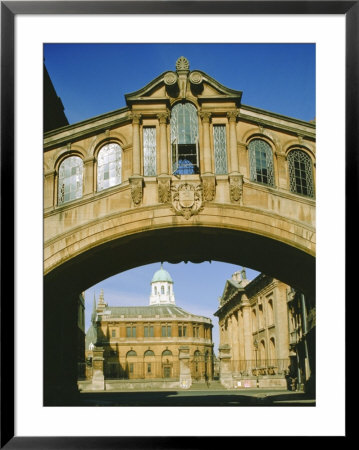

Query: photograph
[43,43,316,407]
[3,2,351,445]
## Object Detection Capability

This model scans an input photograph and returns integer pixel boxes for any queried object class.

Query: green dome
[151,266,173,283]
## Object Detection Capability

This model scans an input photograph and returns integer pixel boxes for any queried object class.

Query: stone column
[157,112,169,175]
[200,112,216,201]
[44,169,56,209]
[91,346,105,391]
[227,111,243,204]
[129,113,144,205]
[231,311,240,373]
[219,344,233,389]
[131,113,142,176]
[242,299,253,370]
[83,156,95,196]
[157,112,172,204]
[275,152,288,189]
[179,346,192,389]
[200,112,212,174]
[238,309,246,373]
[227,111,239,174]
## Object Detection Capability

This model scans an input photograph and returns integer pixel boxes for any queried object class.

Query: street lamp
[254,339,259,388]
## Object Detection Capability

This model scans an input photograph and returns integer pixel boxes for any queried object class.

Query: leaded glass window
[58,156,83,205]
[143,127,157,176]
[213,125,228,174]
[249,139,274,186]
[288,149,314,197]
[97,142,122,191]
[170,102,199,174]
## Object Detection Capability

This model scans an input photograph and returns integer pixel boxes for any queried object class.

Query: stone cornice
[44,110,131,150]
[239,104,315,139]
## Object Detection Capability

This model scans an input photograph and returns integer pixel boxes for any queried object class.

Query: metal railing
[228,359,290,376]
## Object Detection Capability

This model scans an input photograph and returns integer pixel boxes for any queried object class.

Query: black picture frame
[1,1,353,447]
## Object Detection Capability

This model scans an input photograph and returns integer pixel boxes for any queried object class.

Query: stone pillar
[275,152,288,189]
[231,311,240,372]
[238,309,246,373]
[44,169,55,209]
[131,113,142,176]
[91,346,105,391]
[83,156,95,196]
[238,142,249,179]
[200,112,212,174]
[157,112,172,204]
[179,346,192,389]
[219,344,233,389]
[157,112,169,175]
[227,111,239,174]
[242,300,253,370]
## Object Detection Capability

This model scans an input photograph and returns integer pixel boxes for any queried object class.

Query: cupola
[149,264,175,305]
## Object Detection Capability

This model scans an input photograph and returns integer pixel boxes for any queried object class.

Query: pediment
[220,279,241,306]
[125,56,242,107]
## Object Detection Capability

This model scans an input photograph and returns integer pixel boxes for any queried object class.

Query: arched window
[126,350,137,357]
[248,139,274,186]
[162,349,172,356]
[144,350,155,357]
[171,102,199,174]
[97,142,122,191]
[154,286,158,295]
[58,156,83,205]
[161,286,164,295]
[288,149,314,197]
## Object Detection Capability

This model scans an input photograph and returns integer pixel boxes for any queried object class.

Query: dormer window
[171,102,199,175]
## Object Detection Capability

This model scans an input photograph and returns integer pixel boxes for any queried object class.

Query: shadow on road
[74,390,315,407]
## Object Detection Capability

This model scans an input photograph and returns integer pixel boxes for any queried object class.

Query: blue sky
[44,43,315,352]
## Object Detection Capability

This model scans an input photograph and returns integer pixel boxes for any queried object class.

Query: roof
[99,304,211,322]
[85,324,97,349]
[151,266,173,283]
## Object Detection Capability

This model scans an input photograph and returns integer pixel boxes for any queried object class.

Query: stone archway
[43,225,314,405]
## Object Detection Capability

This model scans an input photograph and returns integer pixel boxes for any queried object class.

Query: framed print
[1,1,354,447]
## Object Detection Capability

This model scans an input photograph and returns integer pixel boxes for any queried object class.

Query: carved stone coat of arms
[171,183,203,220]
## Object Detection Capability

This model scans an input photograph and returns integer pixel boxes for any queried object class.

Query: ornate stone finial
[99,289,105,305]
[176,56,190,72]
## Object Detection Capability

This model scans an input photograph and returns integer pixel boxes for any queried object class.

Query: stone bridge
[43,57,315,404]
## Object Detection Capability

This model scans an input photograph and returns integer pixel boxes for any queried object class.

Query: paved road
[78,389,315,407]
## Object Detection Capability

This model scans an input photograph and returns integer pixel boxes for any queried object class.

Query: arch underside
[44,225,315,299]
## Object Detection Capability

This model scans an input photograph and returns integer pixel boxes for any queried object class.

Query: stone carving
[229,174,243,203]
[176,56,190,71]
[157,112,170,124]
[129,176,143,206]
[171,182,203,219]
[189,71,203,85]
[130,113,142,125]
[202,176,216,201]
[158,177,171,203]
[227,110,239,122]
[164,71,178,86]
[200,111,212,123]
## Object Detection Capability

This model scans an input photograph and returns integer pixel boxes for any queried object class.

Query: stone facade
[215,269,293,389]
[84,266,214,389]
[44,56,316,403]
